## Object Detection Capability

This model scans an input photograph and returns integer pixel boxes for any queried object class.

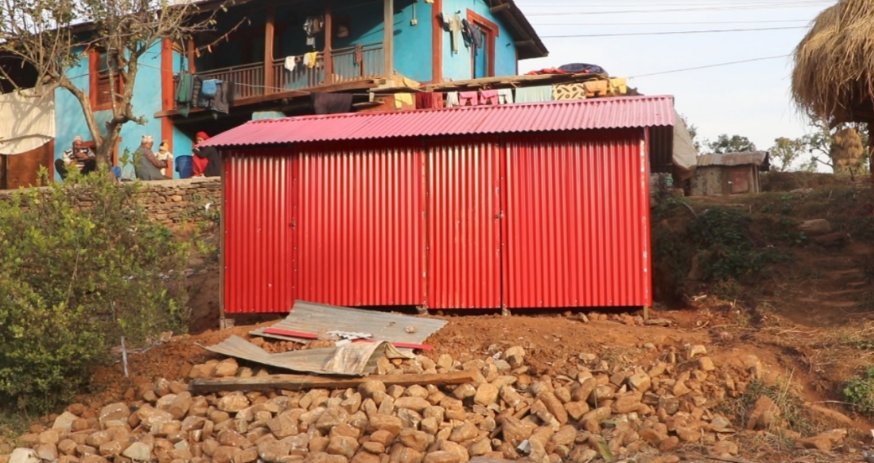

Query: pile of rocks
[1,344,848,463]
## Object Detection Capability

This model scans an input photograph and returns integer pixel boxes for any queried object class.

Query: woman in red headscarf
[192,131,221,177]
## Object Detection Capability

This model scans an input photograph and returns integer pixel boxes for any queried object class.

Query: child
[156,141,174,177]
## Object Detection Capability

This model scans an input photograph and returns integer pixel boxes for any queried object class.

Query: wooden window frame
[466,9,498,78]
[89,49,125,111]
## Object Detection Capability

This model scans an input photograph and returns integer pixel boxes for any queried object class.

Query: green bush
[843,366,874,415]
[0,168,191,412]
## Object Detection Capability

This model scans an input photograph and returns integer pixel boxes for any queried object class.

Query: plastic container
[175,155,193,179]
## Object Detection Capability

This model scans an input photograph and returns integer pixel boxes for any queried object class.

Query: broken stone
[473,384,498,406]
[627,373,651,393]
[698,357,716,372]
[214,359,240,378]
[394,398,431,412]
[746,396,779,430]
[218,395,251,413]
[122,442,153,461]
[449,422,478,443]
[397,430,430,453]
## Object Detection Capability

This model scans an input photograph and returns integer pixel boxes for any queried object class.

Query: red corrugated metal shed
[201,96,675,147]
[218,97,671,313]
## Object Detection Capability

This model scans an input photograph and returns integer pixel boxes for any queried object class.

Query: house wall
[690,166,723,196]
[392,0,433,82]
[441,0,518,81]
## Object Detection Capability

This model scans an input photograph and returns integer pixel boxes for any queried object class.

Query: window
[90,49,124,109]
[466,10,499,79]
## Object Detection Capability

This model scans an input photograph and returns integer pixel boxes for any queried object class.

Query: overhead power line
[540,26,808,38]
[628,54,790,78]
[526,2,834,15]
[531,19,812,26]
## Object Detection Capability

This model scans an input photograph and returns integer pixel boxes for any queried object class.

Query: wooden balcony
[198,43,385,105]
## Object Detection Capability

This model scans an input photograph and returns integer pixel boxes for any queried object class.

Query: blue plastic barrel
[175,155,193,179]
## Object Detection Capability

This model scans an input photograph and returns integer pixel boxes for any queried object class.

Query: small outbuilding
[202,96,677,313]
[690,152,770,196]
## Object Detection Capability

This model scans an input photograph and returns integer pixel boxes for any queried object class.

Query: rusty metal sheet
[294,141,426,306]
[250,300,447,344]
[502,130,653,308]
[224,149,296,313]
[200,335,410,376]
[201,96,676,148]
[697,152,769,167]
[427,138,502,309]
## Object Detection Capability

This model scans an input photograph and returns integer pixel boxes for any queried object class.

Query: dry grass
[792,0,874,123]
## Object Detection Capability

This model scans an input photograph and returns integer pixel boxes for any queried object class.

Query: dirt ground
[40,173,874,461]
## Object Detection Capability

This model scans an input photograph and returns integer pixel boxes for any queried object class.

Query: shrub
[0,168,191,412]
[843,366,874,415]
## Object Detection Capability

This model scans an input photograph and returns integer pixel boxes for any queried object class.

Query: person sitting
[193,131,221,178]
[156,141,174,178]
[55,135,97,179]
[134,135,168,181]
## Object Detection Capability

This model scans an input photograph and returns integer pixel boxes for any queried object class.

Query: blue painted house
[1,0,547,183]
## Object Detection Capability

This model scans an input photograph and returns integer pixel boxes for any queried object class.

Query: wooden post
[264,8,275,95]
[384,0,394,76]
[187,38,196,74]
[324,0,333,84]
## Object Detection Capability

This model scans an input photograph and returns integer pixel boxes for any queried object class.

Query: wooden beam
[431,0,443,83]
[264,8,275,95]
[384,0,394,76]
[489,3,511,14]
[324,0,333,85]
[189,370,478,394]
[187,38,196,74]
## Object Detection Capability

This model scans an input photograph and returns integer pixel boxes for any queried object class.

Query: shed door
[502,131,652,308]
[727,167,750,194]
[2,142,53,189]
[223,150,296,313]
[427,138,502,309]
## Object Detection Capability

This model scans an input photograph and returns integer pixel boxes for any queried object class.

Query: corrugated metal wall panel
[296,142,426,307]
[427,138,502,309]
[224,150,296,313]
[502,130,652,308]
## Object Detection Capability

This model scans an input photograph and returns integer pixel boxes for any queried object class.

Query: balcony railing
[199,62,265,100]
[332,43,385,82]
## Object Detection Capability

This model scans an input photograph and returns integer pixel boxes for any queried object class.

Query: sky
[514,0,837,162]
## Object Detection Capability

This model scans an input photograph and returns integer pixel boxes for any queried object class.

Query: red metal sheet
[202,96,675,148]
[502,130,653,308]
[427,138,502,309]
[295,141,426,307]
[224,149,296,313]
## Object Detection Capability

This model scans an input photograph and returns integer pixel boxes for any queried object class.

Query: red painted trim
[467,9,498,77]
[88,49,99,109]
[431,0,443,83]
[161,39,174,157]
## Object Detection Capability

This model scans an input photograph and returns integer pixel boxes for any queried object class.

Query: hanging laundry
[480,90,499,105]
[515,85,554,103]
[304,16,324,48]
[497,88,514,104]
[284,56,297,72]
[200,79,219,98]
[415,92,444,110]
[445,92,460,108]
[313,93,353,114]
[554,83,588,101]
[394,93,414,109]
[458,91,478,106]
[462,19,483,49]
[174,71,194,117]
[303,52,319,68]
[448,14,463,55]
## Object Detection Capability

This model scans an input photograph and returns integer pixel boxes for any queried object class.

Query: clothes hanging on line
[445,92,460,108]
[515,85,554,103]
[448,14,463,55]
[480,90,498,105]
[304,16,324,48]
[458,91,478,106]
[284,56,296,72]
[415,92,444,110]
[553,83,588,101]
[394,93,414,109]
[497,88,514,104]
[303,52,319,68]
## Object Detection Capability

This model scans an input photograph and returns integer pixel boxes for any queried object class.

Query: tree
[0,0,226,164]
[707,134,757,154]
[769,137,809,172]
[804,119,870,176]
[679,114,701,151]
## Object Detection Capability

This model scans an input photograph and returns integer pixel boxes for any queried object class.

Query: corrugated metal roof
[201,96,675,148]
[199,335,410,376]
[250,300,447,344]
[697,151,770,167]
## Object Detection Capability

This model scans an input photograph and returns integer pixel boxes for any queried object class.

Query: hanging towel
[312,93,353,114]
[284,56,296,72]
[515,85,553,103]
[480,90,499,105]
[445,92,460,108]
[448,14,463,55]
[415,92,444,110]
[497,88,514,104]
[394,93,414,109]
[303,52,319,68]
[458,91,478,106]
[201,79,220,98]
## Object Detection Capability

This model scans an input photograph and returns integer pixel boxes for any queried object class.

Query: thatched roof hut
[792,0,874,125]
